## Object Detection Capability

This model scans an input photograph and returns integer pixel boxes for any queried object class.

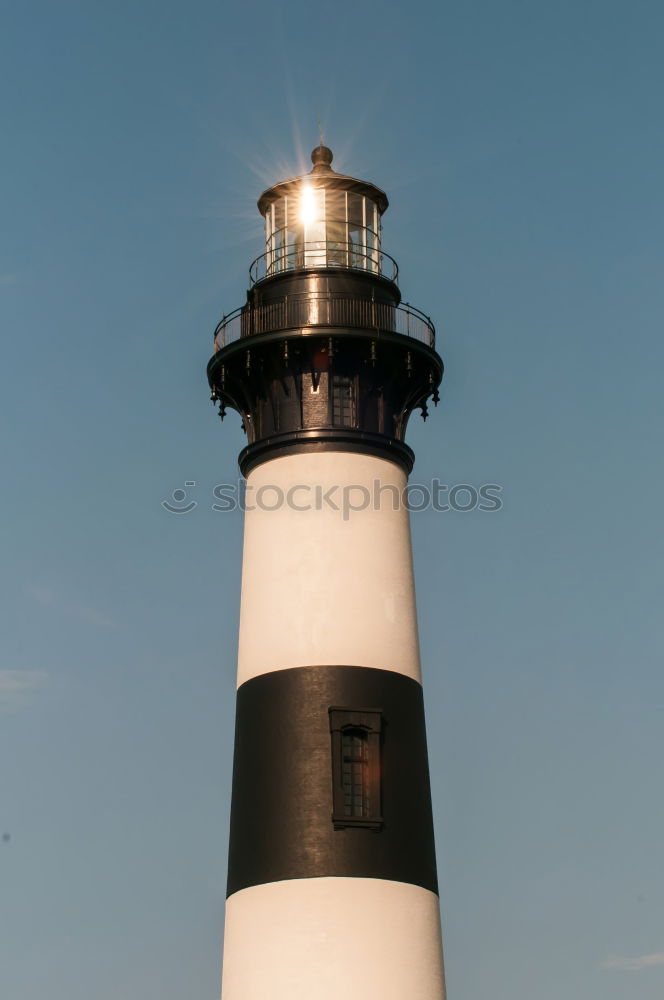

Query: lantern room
[255,145,390,281]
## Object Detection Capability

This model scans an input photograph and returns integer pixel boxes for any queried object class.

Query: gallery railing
[213,295,435,351]
[249,240,399,285]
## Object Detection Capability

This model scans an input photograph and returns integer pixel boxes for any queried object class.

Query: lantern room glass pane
[366,200,376,237]
[285,196,302,270]
[302,187,325,267]
[272,198,286,274]
[347,193,364,270]
[265,204,272,246]
[264,205,273,273]
[326,189,347,267]
[364,199,378,273]
[274,199,285,236]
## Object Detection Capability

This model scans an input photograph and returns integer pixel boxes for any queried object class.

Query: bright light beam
[300,185,320,225]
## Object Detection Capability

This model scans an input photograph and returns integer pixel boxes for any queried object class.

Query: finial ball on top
[311,145,334,171]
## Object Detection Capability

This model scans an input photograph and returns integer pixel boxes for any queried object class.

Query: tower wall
[220,451,445,999]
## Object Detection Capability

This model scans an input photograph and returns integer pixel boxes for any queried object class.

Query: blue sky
[1,0,663,997]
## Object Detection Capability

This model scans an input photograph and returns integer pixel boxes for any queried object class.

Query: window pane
[365,199,379,272]
[272,199,286,272]
[366,200,378,236]
[286,221,302,270]
[326,190,346,266]
[342,728,368,817]
[274,198,285,235]
[302,187,325,267]
[329,708,382,828]
[332,375,356,428]
[347,194,364,270]
[348,192,363,227]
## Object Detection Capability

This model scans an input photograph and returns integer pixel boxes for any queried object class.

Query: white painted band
[236,452,422,687]
[221,876,446,1000]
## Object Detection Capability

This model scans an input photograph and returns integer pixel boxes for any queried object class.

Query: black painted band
[226,664,438,897]
[238,430,415,477]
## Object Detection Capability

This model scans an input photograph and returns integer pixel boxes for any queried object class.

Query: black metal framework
[209,327,441,476]
[329,707,383,830]
[207,144,443,475]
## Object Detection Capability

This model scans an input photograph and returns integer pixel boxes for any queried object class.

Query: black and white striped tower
[207,145,446,999]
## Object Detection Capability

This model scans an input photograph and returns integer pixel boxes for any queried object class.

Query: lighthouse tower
[207,145,446,999]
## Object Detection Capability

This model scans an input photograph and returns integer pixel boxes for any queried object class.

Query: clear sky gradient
[1,1,663,998]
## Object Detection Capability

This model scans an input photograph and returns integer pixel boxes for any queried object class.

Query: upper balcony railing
[249,240,399,286]
[212,295,435,352]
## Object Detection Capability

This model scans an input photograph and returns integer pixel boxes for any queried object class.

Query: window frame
[329,707,383,830]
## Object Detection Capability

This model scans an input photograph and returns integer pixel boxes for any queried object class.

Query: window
[329,708,382,830]
[342,729,370,818]
[332,375,356,427]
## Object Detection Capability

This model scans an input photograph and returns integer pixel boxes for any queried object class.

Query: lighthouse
[207,145,446,999]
